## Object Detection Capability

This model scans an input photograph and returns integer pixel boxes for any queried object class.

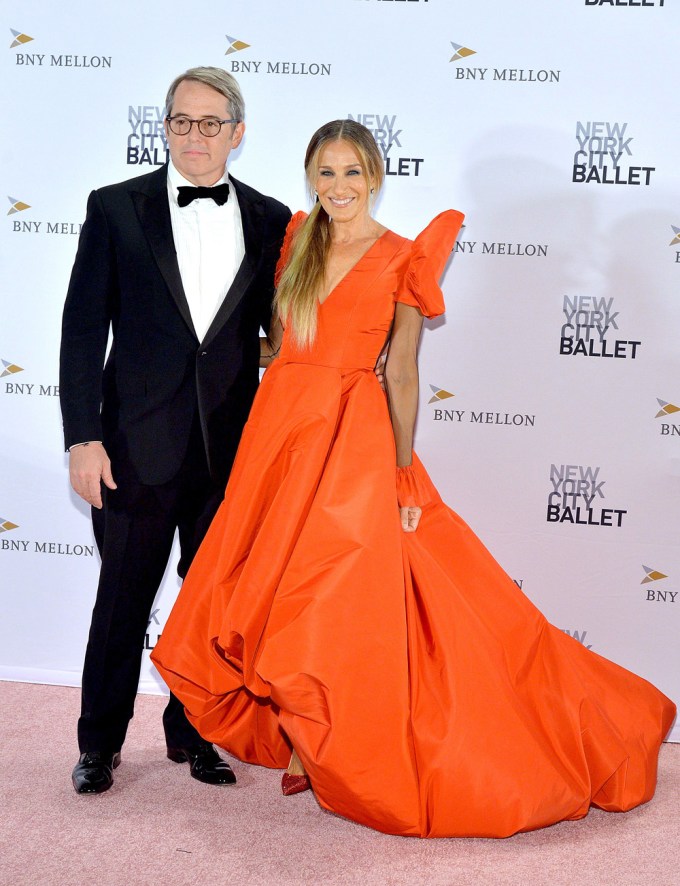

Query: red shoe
[281,772,311,795]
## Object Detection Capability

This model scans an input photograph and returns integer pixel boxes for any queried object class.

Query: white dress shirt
[167,160,245,342]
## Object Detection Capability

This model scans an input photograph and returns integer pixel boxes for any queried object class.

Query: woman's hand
[374,351,387,391]
[400,505,422,533]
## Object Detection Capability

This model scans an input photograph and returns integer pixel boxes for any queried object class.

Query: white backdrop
[1,0,677,742]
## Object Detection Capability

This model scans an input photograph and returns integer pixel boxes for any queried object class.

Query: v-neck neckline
[318,230,391,306]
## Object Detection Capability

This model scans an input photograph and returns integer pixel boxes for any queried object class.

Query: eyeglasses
[166,116,239,137]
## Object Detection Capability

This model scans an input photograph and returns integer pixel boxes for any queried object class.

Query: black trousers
[77,418,225,753]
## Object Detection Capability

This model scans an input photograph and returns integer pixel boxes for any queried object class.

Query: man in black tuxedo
[60,67,290,794]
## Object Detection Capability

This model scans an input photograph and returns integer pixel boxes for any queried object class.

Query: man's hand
[69,442,117,509]
[400,505,422,533]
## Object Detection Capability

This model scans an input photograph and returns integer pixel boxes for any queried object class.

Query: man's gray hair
[165,67,245,121]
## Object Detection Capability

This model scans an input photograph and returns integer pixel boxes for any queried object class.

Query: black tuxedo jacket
[60,165,291,486]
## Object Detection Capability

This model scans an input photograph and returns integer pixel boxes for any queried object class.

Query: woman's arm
[259,314,284,368]
[385,303,424,532]
[385,302,423,466]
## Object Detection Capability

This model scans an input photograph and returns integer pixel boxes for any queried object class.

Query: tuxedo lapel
[131,166,198,340]
[200,176,264,348]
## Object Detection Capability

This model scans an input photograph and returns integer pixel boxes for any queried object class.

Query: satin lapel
[200,176,264,348]
[131,168,198,340]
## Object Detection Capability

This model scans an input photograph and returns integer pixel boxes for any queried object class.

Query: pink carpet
[0,681,677,886]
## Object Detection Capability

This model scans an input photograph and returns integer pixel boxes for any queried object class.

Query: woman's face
[314,139,372,224]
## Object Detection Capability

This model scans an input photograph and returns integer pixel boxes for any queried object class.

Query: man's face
[165,80,245,186]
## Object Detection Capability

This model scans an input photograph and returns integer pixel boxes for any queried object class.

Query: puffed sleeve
[274,210,308,287]
[394,209,465,318]
[395,454,439,509]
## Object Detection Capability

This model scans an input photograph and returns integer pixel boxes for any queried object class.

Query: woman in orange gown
[152,120,675,838]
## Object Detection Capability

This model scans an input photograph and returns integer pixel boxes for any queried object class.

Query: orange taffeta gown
[152,211,676,838]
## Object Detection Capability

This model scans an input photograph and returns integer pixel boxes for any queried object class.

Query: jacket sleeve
[59,189,117,450]
[257,201,292,334]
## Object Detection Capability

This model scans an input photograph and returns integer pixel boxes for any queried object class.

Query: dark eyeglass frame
[165,115,240,137]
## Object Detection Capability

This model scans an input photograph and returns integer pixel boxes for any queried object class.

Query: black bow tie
[177,182,230,208]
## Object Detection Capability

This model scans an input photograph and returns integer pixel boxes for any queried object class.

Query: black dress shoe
[72,751,121,794]
[166,743,236,785]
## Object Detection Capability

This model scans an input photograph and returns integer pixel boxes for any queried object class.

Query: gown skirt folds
[152,211,676,838]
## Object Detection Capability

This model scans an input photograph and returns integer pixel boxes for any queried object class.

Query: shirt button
[201,351,208,356]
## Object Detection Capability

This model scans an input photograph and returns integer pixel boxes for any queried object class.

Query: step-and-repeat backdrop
[1,0,678,741]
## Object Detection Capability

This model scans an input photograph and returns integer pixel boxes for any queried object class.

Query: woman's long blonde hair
[275,120,385,348]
